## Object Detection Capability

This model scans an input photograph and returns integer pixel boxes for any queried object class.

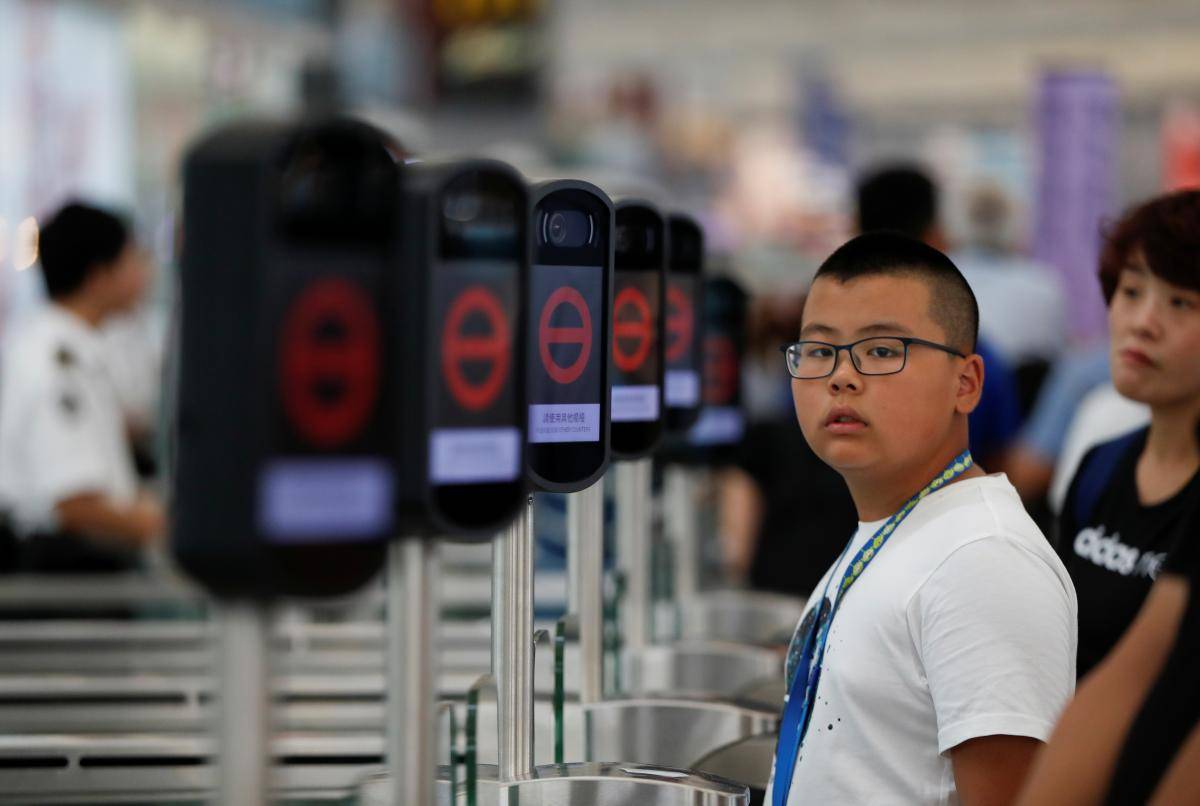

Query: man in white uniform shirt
[0,202,163,571]
[769,233,1076,805]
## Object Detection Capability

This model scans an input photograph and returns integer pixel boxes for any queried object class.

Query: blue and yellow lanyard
[772,450,974,806]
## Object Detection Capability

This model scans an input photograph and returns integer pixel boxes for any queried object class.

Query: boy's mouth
[824,406,868,434]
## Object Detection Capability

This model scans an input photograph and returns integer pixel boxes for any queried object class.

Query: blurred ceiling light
[14,217,39,272]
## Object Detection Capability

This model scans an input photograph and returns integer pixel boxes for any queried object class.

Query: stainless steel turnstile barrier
[691,733,777,804]
[620,640,782,704]
[672,590,805,648]
[367,761,749,806]
[584,696,777,772]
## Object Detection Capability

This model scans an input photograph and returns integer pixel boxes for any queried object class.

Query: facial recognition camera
[663,213,706,435]
[394,159,529,537]
[687,275,748,463]
[525,179,614,493]
[173,118,402,598]
[609,198,667,460]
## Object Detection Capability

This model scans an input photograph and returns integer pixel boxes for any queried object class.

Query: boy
[0,201,163,571]
[767,233,1076,805]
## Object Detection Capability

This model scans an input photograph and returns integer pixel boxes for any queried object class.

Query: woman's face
[1109,255,1200,409]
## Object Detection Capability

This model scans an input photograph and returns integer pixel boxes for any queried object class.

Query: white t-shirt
[766,474,1077,806]
[0,305,139,536]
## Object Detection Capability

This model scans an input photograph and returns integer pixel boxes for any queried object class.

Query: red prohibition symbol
[442,285,511,412]
[281,277,380,449]
[612,285,653,373]
[665,282,694,363]
[704,333,738,405]
[539,286,593,385]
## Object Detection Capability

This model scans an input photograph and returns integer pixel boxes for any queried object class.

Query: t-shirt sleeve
[908,537,1077,754]
[1164,500,1200,582]
[25,376,113,513]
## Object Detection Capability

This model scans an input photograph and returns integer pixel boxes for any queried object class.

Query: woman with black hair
[1018,190,1200,804]
[1056,190,1200,678]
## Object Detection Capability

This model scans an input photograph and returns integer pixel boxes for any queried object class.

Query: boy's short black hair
[812,232,979,354]
[38,202,130,300]
[856,164,938,240]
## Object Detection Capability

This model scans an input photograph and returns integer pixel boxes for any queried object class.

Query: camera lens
[548,212,569,246]
[543,210,591,248]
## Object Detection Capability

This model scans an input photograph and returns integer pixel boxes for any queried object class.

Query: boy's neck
[844,442,984,523]
[55,296,106,329]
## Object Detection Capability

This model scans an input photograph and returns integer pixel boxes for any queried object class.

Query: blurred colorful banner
[1032,69,1117,344]
[1163,101,1200,192]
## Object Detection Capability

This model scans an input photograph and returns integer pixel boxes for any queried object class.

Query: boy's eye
[806,346,835,359]
[866,346,900,358]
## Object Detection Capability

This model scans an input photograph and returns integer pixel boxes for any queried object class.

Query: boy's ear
[955,353,985,415]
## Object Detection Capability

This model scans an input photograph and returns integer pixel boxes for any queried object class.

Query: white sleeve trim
[938,712,1056,755]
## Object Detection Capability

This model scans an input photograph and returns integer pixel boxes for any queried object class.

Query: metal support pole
[388,538,439,806]
[493,496,535,781]
[665,466,700,600]
[217,600,272,806]
[615,458,652,650]
[567,480,605,704]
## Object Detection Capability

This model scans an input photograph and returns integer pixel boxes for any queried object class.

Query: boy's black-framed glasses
[779,336,966,380]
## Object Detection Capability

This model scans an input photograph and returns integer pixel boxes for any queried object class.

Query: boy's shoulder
[896,474,1060,576]
[919,474,1040,536]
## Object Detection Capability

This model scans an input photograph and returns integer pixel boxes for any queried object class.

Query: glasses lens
[851,338,906,375]
[788,342,837,379]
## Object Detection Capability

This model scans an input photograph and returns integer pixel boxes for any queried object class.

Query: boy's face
[792,274,981,478]
[1109,258,1200,408]
[99,243,152,314]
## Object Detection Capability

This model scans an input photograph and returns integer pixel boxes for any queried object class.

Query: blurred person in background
[1054,190,1200,680]
[99,306,168,479]
[1005,343,1112,512]
[953,182,1067,374]
[856,164,1023,470]
[1019,455,1200,804]
[0,202,164,573]
[720,291,857,594]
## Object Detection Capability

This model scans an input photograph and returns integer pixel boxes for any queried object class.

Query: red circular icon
[612,286,653,373]
[665,283,694,363]
[704,333,738,405]
[280,278,380,449]
[539,286,593,385]
[442,285,511,412]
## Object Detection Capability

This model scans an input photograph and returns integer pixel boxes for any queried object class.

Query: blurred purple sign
[1033,70,1118,343]
[800,71,850,170]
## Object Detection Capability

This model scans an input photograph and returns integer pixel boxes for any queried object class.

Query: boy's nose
[827,352,862,393]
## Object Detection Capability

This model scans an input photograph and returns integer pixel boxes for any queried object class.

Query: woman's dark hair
[1099,190,1200,305]
[38,201,130,300]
